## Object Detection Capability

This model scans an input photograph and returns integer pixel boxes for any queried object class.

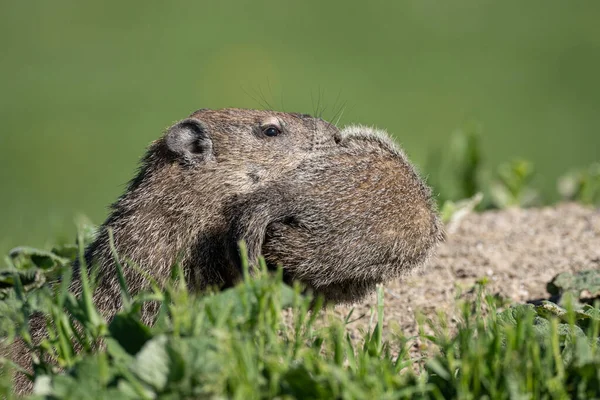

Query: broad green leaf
[109,312,153,356]
[547,269,600,301]
[131,335,170,392]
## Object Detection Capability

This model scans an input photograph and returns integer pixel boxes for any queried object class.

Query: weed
[558,162,600,206]
[0,231,599,398]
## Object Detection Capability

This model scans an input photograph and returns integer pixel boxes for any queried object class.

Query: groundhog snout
[309,125,342,151]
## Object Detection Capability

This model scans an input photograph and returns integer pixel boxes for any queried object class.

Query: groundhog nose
[333,131,342,144]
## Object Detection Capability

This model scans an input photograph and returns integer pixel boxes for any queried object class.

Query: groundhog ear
[165,118,214,163]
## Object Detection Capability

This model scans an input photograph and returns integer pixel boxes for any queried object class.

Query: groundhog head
[160,108,341,186]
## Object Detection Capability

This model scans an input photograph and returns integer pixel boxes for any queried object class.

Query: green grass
[0,231,599,399]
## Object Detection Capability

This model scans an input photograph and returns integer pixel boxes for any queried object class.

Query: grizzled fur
[6,108,341,395]
[73,108,341,316]
[227,125,444,303]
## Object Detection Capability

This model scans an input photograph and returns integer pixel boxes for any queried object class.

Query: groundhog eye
[263,126,282,137]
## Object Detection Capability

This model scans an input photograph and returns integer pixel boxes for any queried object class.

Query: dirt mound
[333,202,600,341]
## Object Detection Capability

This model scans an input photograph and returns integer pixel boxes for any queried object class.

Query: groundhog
[227,125,444,303]
[74,108,342,316]
[6,108,342,395]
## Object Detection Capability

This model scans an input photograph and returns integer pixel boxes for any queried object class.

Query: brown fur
[227,124,444,302]
[73,108,341,316]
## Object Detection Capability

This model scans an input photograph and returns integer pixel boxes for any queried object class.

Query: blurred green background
[1,0,599,255]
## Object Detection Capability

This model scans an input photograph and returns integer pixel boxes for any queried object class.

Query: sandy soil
[326,202,600,347]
